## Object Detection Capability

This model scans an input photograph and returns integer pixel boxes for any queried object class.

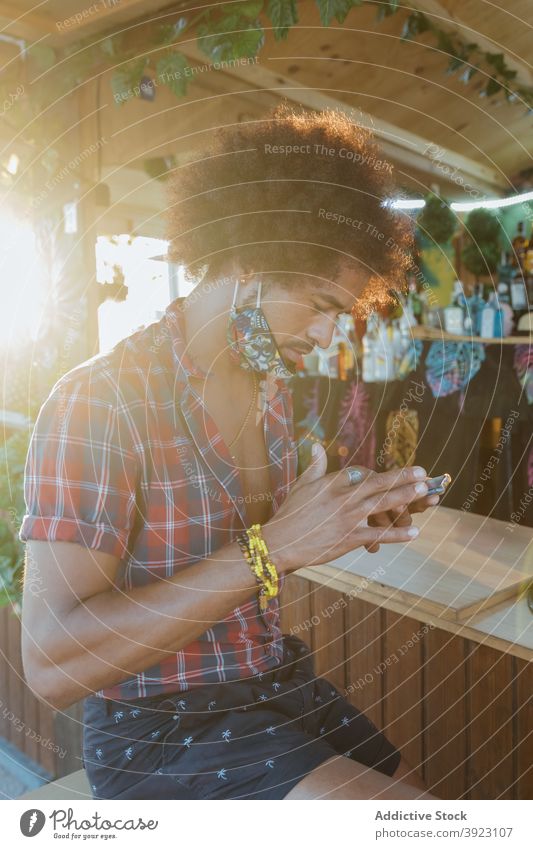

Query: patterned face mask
[226,279,295,379]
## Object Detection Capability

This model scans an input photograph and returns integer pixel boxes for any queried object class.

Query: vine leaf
[26,44,56,71]
[315,0,363,28]
[376,0,400,21]
[111,58,147,105]
[267,0,299,40]
[482,78,502,98]
[197,8,265,62]
[156,52,190,97]
[400,11,430,41]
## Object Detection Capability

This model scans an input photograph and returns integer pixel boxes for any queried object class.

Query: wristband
[237,523,279,613]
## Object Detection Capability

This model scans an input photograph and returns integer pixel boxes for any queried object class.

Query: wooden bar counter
[280,507,533,800]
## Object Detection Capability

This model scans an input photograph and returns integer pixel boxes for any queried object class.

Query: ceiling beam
[0,0,172,42]
[0,2,55,37]
[177,42,508,192]
[51,0,160,38]
[413,0,532,91]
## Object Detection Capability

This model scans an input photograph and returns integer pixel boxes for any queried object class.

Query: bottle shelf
[411,326,532,346]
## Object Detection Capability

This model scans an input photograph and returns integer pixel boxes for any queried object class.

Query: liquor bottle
[480,292,503,338]
[407,275,423,325]
[444,280,466,335]
[362,314,378,382]
[525,223,533,277]
[391,319,403,371]
[511,222,528,270]
[374,320,395,382]
[496,283,514,335]
[468,282,485,336]
[509,273,528,314]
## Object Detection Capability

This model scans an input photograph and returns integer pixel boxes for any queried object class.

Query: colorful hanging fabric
[337,381,376,470]
[425,341,485,398]
[294,380,325,471]
[381,408,419,470]
[513,344,533,405]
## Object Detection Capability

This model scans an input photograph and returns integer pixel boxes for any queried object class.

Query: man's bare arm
[21,539,262,711]
[21,460,432,711]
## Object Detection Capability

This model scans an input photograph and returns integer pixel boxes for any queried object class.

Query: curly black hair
[164,104,414,315]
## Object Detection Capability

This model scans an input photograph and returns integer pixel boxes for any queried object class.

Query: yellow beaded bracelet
[248,524,278,598]
[237,523,279,612]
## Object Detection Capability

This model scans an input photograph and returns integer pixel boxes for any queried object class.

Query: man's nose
[307,316,337,350]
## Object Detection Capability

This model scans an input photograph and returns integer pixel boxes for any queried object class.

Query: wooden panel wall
[1,583,531,798]
[279,576,533,800]
[0,607,83,784]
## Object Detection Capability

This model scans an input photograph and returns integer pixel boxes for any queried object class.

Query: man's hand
[344,466,441,553]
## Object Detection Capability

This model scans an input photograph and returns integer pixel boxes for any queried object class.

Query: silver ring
[346,467,364,486]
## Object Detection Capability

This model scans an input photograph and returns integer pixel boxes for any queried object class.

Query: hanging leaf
[484,52,507,75]
[26,44,56,72]
[375,0,400,20]
[436,30,455,56]
[447,55,465,74]
[100,37,117,57]
[400,12,430,41]
[111,58,147,105]
[158,17,190,45]
[225,0,264,17]
[315,0,363,28]
[459,66,478,83]
[482,77,502,98]
[156,52,190,97]
[267,0,298,40]
[198,12,265,62]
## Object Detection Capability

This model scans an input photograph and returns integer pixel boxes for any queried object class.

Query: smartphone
[425,473,452,496]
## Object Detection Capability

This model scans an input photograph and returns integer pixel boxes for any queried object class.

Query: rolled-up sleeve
[19,375,140,559]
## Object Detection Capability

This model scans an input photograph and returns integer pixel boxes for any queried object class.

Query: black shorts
[82,635,401,799]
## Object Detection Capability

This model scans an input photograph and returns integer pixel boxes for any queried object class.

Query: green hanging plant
[416,194,457,244]
[461,208,501,279]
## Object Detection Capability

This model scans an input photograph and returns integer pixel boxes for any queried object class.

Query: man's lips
[284,346,314,363]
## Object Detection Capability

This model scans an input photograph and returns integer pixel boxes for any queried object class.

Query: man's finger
[357,481,429,517]
[409,493,440,514]
[358,524,419,545]
[340,465,427,494]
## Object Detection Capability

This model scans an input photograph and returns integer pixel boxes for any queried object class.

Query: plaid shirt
[20,298,298,700]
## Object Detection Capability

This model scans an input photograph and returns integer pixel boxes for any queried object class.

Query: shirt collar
[163,296,209,383]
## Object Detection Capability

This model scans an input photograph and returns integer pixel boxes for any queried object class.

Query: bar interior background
[0,0,531,801]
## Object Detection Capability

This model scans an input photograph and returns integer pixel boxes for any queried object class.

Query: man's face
[259,264,370,373]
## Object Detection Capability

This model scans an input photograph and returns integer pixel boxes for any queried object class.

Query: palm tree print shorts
[82,635,401,799]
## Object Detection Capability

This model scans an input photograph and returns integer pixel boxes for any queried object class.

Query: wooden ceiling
[1,0,531,199]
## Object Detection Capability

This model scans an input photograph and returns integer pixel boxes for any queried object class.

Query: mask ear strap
[231,279,240,310]
[255,280,262,309]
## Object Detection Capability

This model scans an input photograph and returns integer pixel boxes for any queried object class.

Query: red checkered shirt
[19,298,298,699]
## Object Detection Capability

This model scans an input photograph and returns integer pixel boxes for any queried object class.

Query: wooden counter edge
[295,564,533,662]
